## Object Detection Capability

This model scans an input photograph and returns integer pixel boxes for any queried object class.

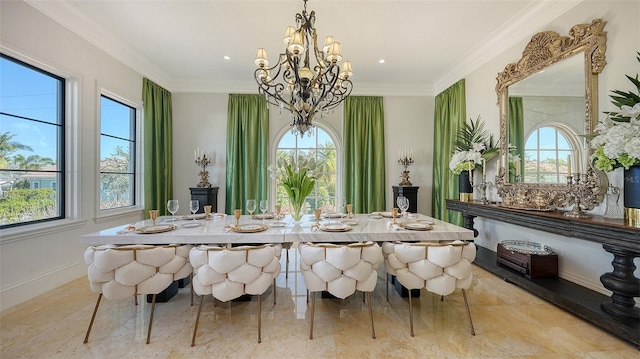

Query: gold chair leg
[309,292,315,340]
[285,249,289,279]
[134,295,138,306]
[191,295,204,347]
[367,292,375,339]
[408,288,414,337]
[258,294,262,343]
[146,294,157,344]
[462,289,475,336]
[441,294,444,301]
[83,293,102,344]
[190,273,194,307]
[273,279,277,305]
[386,273,389,302]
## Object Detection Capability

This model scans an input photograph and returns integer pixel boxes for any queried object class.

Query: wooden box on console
[497,243,558,279]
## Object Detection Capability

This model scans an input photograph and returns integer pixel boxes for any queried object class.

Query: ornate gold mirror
[496,19,608,211]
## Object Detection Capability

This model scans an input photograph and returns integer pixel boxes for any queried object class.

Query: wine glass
[167,200,179,223]
[246,199,257,221]
[189,200,199,221]
[339,197,346,215]
[397,196,410,222]
[259,200,268,223]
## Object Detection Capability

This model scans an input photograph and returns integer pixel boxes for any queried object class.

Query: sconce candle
[567,155,572,176]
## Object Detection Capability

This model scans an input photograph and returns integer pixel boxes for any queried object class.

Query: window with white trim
[99,95,137,210]
[0,54,65,228]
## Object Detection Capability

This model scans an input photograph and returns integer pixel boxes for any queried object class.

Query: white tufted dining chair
[383,240,476,337]
[298,241,382,339]
[189,243,282,345]
[83,244,193,344]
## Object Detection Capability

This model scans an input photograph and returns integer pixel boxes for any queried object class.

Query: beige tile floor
[1,247,637,359]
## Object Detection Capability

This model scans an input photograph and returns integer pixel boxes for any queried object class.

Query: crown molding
[171,79,434,97]
[24,0,173,90]
[433,0,583,94]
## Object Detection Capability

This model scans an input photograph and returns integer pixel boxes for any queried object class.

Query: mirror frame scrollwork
[496,18,608,210]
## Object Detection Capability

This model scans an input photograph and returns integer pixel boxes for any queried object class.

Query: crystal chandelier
[254,0,353,137]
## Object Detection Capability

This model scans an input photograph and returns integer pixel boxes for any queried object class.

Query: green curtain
[226,94,269,214]
[509,97,525,180]
[142,78,173,217]
[343,96,386,213]
[432,79,466,226]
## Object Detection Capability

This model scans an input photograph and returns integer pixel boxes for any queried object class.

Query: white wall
[172,94,434,216]
[465,0,640,296]
[0,1,146,310]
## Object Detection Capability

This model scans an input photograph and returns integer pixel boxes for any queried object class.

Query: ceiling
[26,0,582,96]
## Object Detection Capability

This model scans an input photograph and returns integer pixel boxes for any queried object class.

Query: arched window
[524,125,576,183]
[273,125,341,214]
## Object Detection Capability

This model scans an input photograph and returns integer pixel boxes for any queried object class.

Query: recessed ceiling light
[378,59,386,64]
[223,56,231,60]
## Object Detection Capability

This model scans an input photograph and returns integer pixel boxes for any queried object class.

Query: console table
[446,199,640,347]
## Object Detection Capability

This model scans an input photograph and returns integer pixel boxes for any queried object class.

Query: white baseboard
[0,260,86,312]
[559,272,610,296]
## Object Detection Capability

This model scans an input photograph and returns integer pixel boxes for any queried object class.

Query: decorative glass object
[603,184,623,219]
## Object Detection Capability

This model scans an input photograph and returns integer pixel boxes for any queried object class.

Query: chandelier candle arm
[254,0,353,138]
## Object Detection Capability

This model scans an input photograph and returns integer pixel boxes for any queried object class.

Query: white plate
[418,219,434,225]
[369,215,383,219]
[319,223,351,232]
[270,221,287,227]
[182,214,206,220]
[402,222,432,231]
[162,218,180,223]
[137,224,176,234]
[181,222,201,228]
[233,224,268,233]
[340,219,358,225]
[379,211,394,218]
[323,213,346,219]
[253,213,275,219]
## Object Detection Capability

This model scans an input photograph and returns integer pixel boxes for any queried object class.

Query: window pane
[100,137,133,173]
[0,171,61,225]
[538,127,557,149]
[524,130,537,149]
[100,173,134,210]
[101,97,134,140]
[0,59,60,124]
[99,95,136,210]
[0,55,64,228]
[557,134,570,150]
[277,132,296,149]
[297,131,316,149]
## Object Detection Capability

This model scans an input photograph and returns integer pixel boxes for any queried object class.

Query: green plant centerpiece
[268,156,316,221]
[449,116,499,175]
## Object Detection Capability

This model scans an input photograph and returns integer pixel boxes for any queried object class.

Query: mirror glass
[507,55,586,183]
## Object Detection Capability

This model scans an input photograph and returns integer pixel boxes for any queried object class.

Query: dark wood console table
[446,199,640,347]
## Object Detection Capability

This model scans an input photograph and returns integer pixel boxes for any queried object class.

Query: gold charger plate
[253,213,275,219]
[233,224,268,233]
[324,213,346,219]
[137,224,177,234]
[319,223,352,232]
[401,222,432,231]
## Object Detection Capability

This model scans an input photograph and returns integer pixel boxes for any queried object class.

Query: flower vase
[290,198,305,222]
[459,171,473,202]
[623,165,640,227]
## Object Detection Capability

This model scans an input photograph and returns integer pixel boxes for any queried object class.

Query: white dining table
[80,213,474,245]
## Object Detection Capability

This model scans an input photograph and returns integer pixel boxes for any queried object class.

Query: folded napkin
[310,224,320,233]
[223,225,233,233]
[116,225,136,235]
[386,221,403,231]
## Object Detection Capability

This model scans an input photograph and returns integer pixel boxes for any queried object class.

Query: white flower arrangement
[590,53,640,172]
[449,117,498,175]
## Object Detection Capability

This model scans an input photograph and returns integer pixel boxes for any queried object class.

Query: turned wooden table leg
[599,244,640,319]
[462,213,478,238]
